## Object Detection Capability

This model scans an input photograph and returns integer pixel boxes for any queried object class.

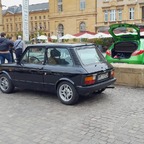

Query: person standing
[8,36,15,62]
[0,32,14,64]
[14,35,24,62]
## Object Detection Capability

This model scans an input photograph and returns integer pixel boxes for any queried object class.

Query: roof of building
[2,2,49,15]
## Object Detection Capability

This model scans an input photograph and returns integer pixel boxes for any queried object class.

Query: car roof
[27,43,95,48]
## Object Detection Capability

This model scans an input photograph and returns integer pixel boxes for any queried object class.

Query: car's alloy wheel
[57,81,79,105]
[0,74,14,93]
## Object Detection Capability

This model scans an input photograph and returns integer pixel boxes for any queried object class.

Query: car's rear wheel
[0,74,14,93]
[94,88,106,94]
[57,81,79,105]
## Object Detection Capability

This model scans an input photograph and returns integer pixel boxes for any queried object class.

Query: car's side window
[46,48,73,66]
[21,47,45,64]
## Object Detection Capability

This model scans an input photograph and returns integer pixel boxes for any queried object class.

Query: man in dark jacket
[0,32,14,64]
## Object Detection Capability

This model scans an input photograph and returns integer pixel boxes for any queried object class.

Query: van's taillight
[84,75,95,85]
[132,50,144,56]
[106,50,111,56]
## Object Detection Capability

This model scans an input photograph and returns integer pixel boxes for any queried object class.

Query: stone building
[2,2,49,40]
[49,0,97,37]
[0,0,3,32]
[1,0,144,40]
[97,0,144,32]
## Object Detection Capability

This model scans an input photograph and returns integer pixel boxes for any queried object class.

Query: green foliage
[73,38,78,42]
[64,39,69,42]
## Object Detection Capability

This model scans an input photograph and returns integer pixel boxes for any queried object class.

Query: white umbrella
[77,33,94,39]
[140,31,144,36]
[60,34,76,39]
[37,35,47,40]
[89,32,111,39]
[50,35,57,40]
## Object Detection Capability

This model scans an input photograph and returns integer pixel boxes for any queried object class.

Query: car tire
[0,74,14,93]
[57,81,79,105]
[94,88,106,94]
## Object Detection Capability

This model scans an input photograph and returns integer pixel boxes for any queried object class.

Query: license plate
[98,73,108,80]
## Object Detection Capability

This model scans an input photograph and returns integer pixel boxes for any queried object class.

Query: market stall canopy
[89,32,112,39]
[77,33,95,39]
[74,31,96,37]
[37,35,47,40]
[140,31,144,36]
[60,34,76,39]
[50,35,57,39]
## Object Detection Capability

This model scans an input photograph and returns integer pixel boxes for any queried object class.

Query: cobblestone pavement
[0,86,144,144]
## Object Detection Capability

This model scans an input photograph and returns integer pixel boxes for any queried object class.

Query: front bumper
[76,78,116,95]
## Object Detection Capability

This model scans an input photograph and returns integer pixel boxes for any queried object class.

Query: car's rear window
[76,46,104,65]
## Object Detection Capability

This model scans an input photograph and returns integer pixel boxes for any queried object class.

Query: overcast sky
[2,0,48,9]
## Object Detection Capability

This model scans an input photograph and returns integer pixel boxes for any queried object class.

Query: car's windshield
[76,46,104,65]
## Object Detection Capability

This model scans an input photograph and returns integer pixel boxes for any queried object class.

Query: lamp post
[22,0,29,42]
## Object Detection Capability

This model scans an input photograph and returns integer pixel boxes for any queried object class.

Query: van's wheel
[94,88,106,94]
[0,74,14,93]
[57,81,79,105]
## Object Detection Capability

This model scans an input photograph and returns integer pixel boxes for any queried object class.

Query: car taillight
[106,50,111,56]
[132,50,144,56]
[111,70,114,78]
[84,75,96,85]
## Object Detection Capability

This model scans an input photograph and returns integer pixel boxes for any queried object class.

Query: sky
[2,0,48,9]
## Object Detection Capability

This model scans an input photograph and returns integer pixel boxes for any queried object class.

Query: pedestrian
[14,35,24,62]
[8,36,15,62]
[0,32,14,64]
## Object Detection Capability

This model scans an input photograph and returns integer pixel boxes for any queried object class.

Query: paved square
[0,86,144,144]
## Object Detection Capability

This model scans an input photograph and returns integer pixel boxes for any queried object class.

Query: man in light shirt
[14,35,25,62]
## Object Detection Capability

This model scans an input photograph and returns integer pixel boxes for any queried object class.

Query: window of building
[104,10,108,22]
[35,16,37,20]
[44,22,46,30]
[11,24,13,31]
[7,25,9,32]
[19,24,21,31]
[80,0,86,10]
[15,24,18,31]
[31,17,33,20]
[31,23,33,31]
[80,22,86,32]
[58,0,63,12]
[43,15,46,19]
[39,16,41,19]
[129,7,134,20]
[142,6,144,20]
[118,9,122,21]
[110,9,116,21]
[35,23,37,30]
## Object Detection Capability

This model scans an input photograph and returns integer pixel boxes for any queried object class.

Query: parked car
[0,43,116,105]
[105,23,144,64]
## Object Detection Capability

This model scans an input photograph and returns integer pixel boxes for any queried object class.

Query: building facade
[0,0,3,32]
[97,0,144,32]
[1,0,144,40]
[49,0,97,37]
[2,3,49,40]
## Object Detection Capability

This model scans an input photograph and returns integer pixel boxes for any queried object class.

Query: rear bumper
[76,78,116,95]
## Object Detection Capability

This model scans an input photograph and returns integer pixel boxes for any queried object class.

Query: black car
[0,43,116,105]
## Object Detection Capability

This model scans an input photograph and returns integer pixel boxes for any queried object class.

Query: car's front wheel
[0,74,14,93]
[57,81,79,105]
